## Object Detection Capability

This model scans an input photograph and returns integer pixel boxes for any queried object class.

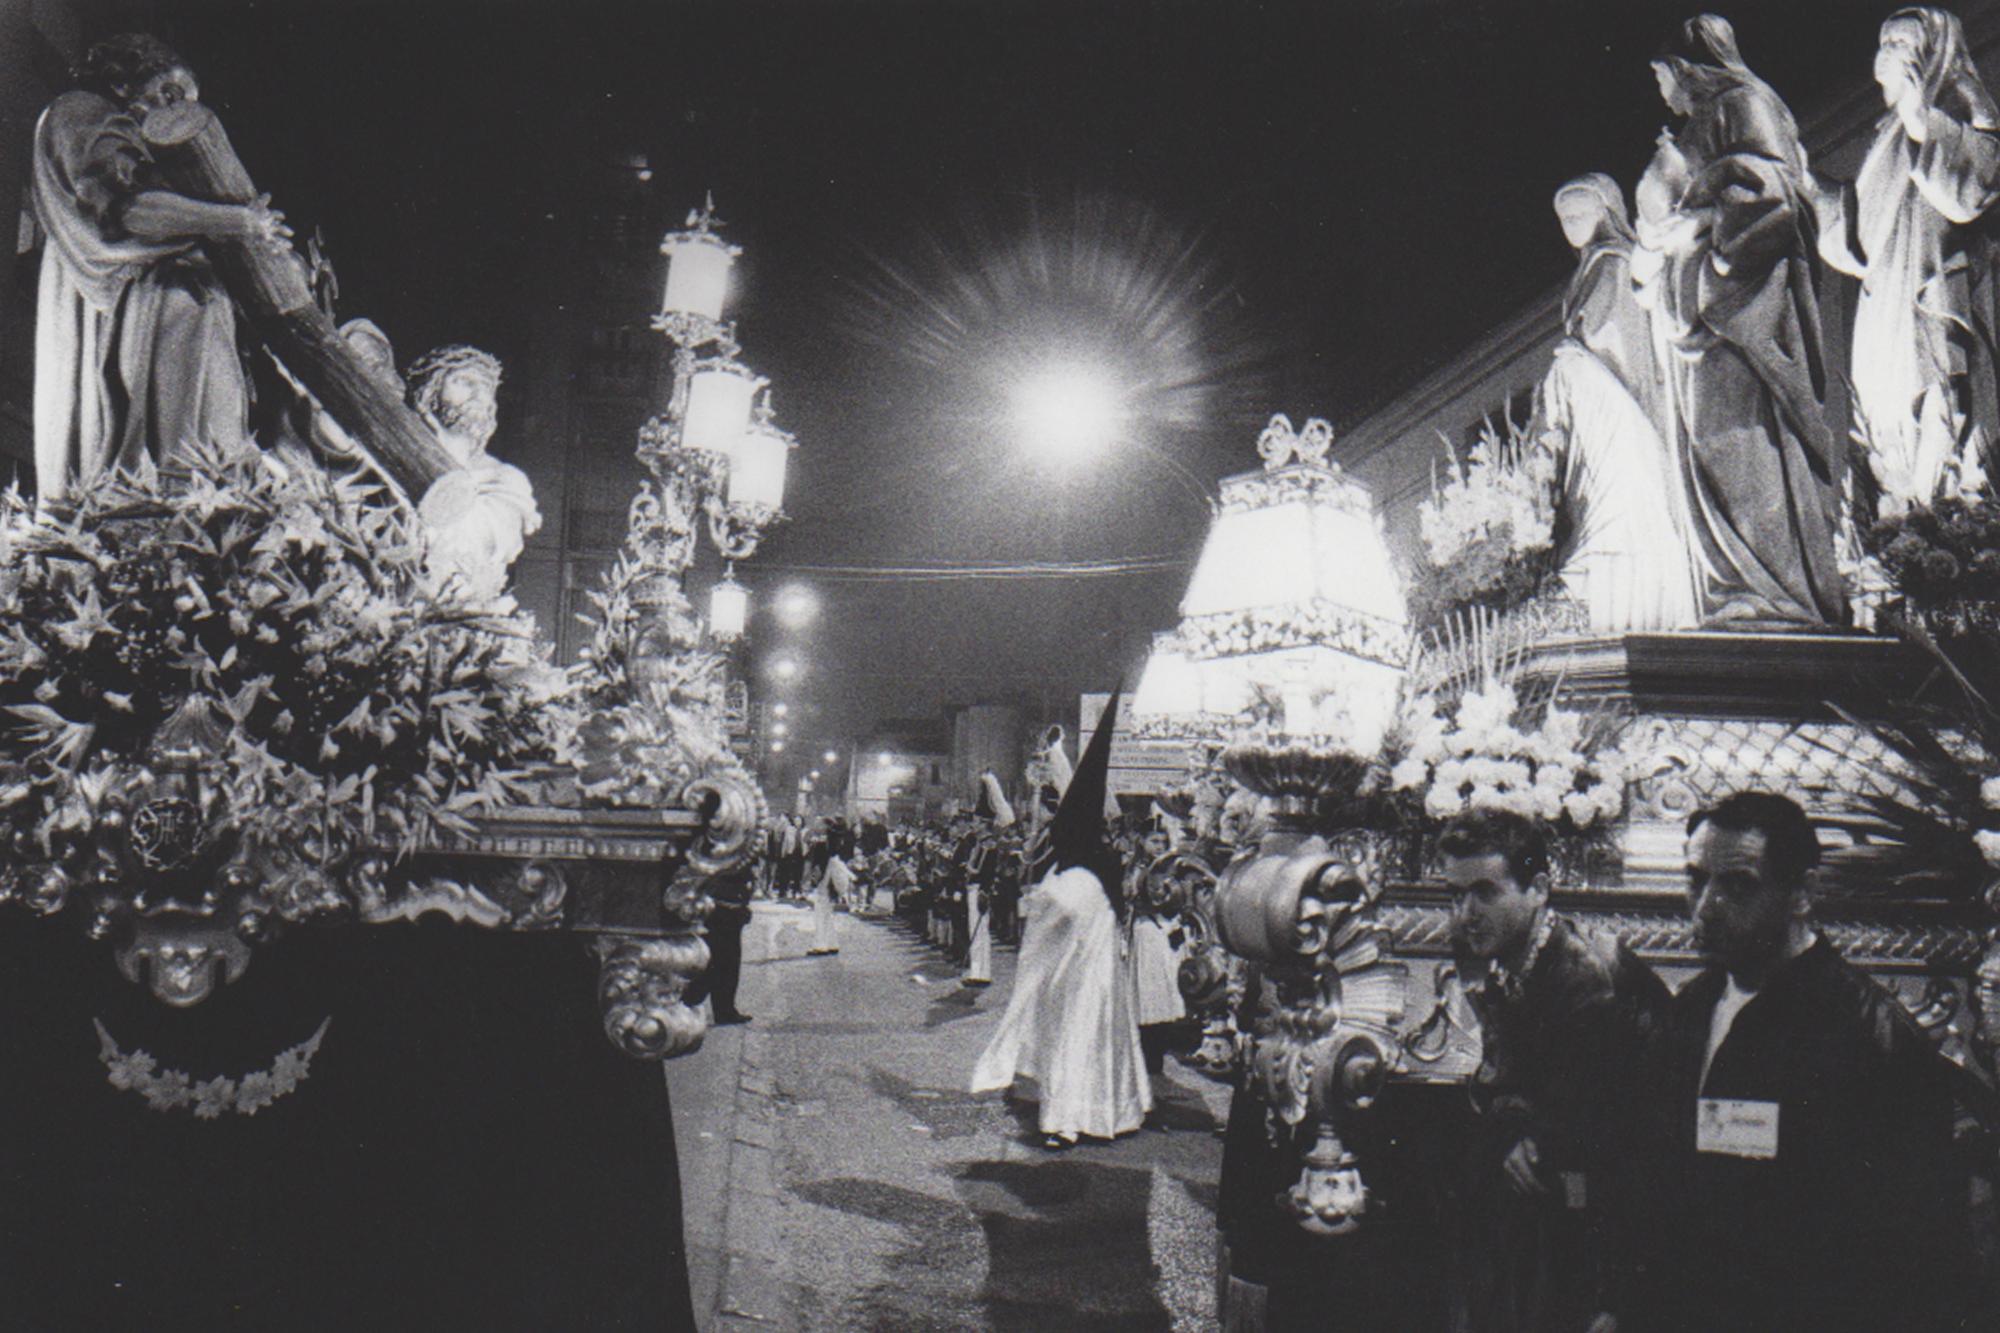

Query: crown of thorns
[404,344,502,417]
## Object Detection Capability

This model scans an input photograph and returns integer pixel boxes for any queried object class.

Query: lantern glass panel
[1132,636,1201,720]
[661,234,734,322]
[709,579,749,638]
[730,425,789,509]
[684,365,757,457]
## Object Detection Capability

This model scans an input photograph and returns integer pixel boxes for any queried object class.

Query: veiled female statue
[1821,7,2000,515]
[1541,173,1700,631]
[1634,14,1847,627]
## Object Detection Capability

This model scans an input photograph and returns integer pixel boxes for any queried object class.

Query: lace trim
[93,1016,331,1119]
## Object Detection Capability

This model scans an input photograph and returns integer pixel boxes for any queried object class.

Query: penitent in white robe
[962,880,992,986]
[970,866,1151,1140]
[809,856,847,955]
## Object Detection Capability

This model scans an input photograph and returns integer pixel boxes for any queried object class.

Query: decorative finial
[687,191,722,232]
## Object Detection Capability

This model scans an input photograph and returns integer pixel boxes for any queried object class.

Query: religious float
[1129,8,2000,1317]
[2,70,787,1062]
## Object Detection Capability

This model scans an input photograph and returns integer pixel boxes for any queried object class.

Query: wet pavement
[671,901,1230,1331]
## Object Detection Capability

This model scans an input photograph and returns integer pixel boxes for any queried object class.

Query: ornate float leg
[596,934,712,1059]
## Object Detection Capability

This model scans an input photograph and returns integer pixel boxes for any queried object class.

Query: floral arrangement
[1407,417,1584,635]
[1861,494,2000,628]
[567,551,736,809]
[1389,678,1626,837]
[0,448,571,920]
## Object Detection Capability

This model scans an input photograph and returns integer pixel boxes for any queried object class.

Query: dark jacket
[1643,936,1963,1332]
[1461,914,1670,1329]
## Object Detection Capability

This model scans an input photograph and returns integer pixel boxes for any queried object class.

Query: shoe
[713,1011,752,1026]
[1041,1132,1079,1151]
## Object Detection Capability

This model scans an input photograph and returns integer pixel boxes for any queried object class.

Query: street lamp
[822,749,839,764]
[708,565,748,642]
[769,656,800,683]
[772,702,789,718]
[770,739,786,754]
[775,583,820,629]
[625,195,795,621]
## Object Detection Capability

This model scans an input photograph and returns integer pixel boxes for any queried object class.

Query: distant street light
[822,749,839,764]
[809,769,821,781]
[769,739,785,753]
[878,751,893,764]
[769,656,800,682]
[772,701,789,718]
[771,720,788,736]
[775,582,821,629]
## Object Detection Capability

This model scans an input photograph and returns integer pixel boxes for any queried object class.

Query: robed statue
[404,344,543,601]
[29,34,291,505]
[1634,14,1847,628]
[1541,173,1700,631]
[1820,7,2000,515]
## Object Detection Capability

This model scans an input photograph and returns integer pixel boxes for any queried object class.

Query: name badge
[1696,1097,1780,1160]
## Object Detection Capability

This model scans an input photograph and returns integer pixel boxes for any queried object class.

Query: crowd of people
[721,757,1998,1329]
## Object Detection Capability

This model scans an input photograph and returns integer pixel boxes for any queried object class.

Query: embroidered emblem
[94,1016,331,1118]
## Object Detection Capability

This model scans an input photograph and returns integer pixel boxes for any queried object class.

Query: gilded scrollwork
[596,934,711,1060]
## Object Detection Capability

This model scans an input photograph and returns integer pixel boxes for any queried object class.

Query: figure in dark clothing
[1440,809,1670,1333]
[1641,791,1966,1332]
[687,869,754,1025]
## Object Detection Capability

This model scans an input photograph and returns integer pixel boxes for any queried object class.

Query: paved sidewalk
[671,901,1230,1331]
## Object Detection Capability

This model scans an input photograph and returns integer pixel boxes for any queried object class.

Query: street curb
[712,914,800,1329]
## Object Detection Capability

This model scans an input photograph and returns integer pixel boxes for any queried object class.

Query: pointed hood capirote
[1049,685,1121,874]
[977,771,1015,828]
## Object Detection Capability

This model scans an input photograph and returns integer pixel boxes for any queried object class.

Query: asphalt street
[670,901,1232,1331]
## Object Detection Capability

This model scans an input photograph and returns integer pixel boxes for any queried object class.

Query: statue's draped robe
[31,91,247,505]
[1543,237,1700,630]
[0,916,698,1329]
[1823,104,2000,510]
[1640,83,1847,627]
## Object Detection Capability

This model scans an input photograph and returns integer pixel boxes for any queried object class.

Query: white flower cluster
[1391,681,1625,828]
[1976,777,2000,867]
[1417,432,1558,570]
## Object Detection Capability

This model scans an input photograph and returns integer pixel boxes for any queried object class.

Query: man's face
[127,65,199,116]
[1686,823,1798,970]
[429,368,499,460]
[1443,851,1545,963]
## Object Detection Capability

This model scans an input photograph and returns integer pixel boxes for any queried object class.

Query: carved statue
[28,33,292,506]
[1634,15,1847,627]
[405,345,542,600]
[1540,173,1701,631]
[1821,7,2000,515]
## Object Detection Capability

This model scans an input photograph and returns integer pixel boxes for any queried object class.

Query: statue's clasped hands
[239,193,293,248]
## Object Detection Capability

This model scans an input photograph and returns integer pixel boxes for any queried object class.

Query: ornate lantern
[728,415,792,512]
[708,566,749,641]
[681,358,764,459]
[657,195,741,342]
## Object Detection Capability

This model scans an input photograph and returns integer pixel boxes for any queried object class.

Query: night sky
[135,0,1914,756]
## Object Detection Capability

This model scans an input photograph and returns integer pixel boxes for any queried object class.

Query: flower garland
[95,1015,330,1118]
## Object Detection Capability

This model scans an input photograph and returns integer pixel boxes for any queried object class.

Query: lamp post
[622,196,794,657]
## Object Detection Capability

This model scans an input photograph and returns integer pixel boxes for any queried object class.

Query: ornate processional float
[2,81,789,1061]
[1133,7,2000,1238]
